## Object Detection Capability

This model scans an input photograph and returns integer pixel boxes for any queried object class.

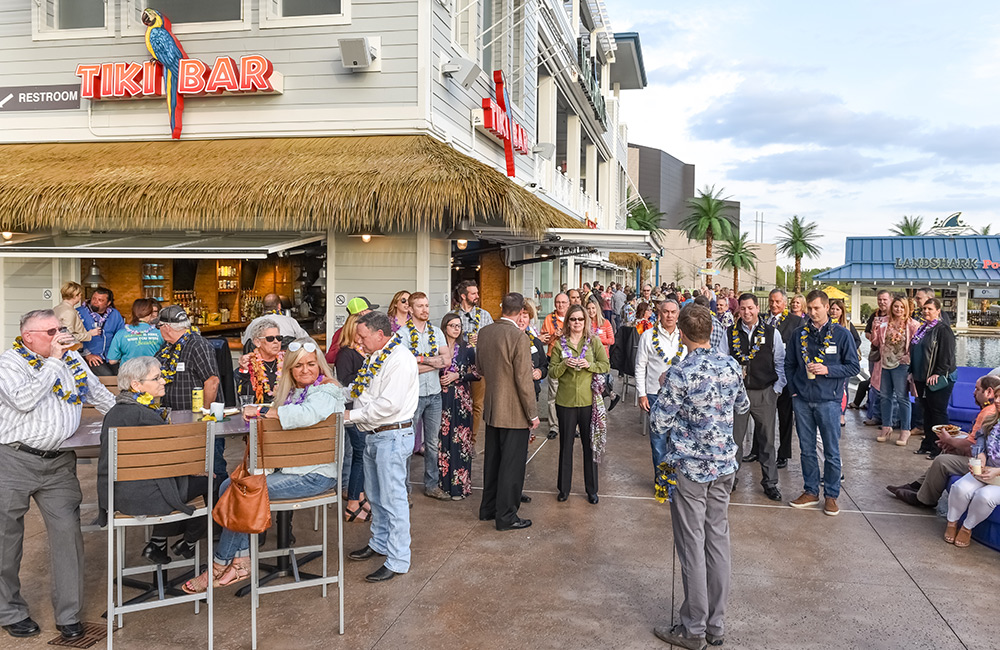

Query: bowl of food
[931,424,962,436]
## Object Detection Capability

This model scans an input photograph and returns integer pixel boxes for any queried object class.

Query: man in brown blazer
[476,292,540,530]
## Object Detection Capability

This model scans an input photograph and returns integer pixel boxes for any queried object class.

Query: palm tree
[679,185,735,282]
[890,215,924,236]
[716,232,759,293]
[625,191,666,238]
[775,215,821,293]
[981,224,992,235]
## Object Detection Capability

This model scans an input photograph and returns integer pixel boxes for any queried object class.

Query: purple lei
[560,335,590,361]
[911,319,939,346]
[284,374,325,406]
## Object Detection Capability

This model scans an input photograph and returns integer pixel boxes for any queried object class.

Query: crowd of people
[3,276,999,649]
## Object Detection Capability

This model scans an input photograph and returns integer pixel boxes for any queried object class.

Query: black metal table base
[235,511,323,598]
[102,566,199,618]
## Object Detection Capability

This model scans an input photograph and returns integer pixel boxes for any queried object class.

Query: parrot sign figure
[141,8,187,139]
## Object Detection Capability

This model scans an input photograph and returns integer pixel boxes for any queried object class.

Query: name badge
[176,362,186,372]
[825,346,837,355]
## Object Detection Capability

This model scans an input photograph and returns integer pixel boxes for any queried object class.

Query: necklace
[800,322,835,366]
[285,375,324,406]
[406,318,439,356]
[911,319,939,346]
[560,334,591,361]
[731,322,767,364]
[249,350,283,402]
[651,325,685,365]
[13,337,89,405]
[351,334,402,399]
[155,331,190,384]
[124,389,169,420]
[88,306,109,329]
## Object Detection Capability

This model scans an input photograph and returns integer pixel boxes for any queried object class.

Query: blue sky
[608,0,1000,269]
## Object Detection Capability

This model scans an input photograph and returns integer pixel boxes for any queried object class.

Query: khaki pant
[470,378,486,444]
[918,454,970,506]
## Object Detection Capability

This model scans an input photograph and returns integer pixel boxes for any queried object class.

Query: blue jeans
[412,393,443,492]
[880,365,911,431]
[647,393,667,475]
[364,426,413,573]
[342,424,366,501]
[793,398,842,499]
[214,471,337,563]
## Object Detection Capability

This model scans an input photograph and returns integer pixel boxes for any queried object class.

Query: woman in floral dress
[438,313,480,499]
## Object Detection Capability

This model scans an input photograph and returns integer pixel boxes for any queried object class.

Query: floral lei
[13,337,89,405]
[155,331,190,384]
[651,325,685,366]
[800,322,835,365]
[351,334,402,399]
[406,318,439,356]
[769,308,789,327]
[249,349,283,402]
[124,389,169,421]
[911,319,939,346]
[560,334,591,361]
[731,322,767,364]
[285,375,325,406]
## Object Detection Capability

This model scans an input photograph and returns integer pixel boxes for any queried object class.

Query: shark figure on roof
[142,8,187,139]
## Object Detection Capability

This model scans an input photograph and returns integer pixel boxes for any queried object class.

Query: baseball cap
[152,305,190,326]
[347,296,379,315]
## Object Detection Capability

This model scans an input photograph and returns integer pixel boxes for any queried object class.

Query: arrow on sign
[0,94,13,109]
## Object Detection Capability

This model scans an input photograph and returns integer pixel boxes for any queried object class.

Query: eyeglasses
[140,375,165,383]
[288,341,318,353]
[257,335,281,343]
[568,317,585,322]
[28,327,69,336]
[446,322,462,328]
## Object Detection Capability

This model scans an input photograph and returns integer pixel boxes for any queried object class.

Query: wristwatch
[256,406,270,418]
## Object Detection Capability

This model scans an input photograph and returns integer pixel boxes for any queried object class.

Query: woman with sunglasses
[437,313,481,500]
[184,337,343,593]
[549,304,610,504]
[387,290,411,334]
[335,312,372,521]
[236,319,283,404]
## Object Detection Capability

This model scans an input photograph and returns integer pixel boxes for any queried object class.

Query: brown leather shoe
[823,497,840,516]
[891,487,927,508]
[789,492,820,509]
[954,526,973,548]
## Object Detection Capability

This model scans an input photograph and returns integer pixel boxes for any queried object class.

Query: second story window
[32,0,114,40]
[260,0,350,28]
[123,0,251,35]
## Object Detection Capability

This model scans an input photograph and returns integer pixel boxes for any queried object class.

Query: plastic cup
[210,402,225,420]
[970,458,982,476]
[806,371,816,380]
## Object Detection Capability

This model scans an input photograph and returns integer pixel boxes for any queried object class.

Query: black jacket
[917,322,957,380]
[97,400,198,526]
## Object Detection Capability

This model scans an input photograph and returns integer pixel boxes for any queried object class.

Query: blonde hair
[387,290,410,318]
[522,298,538,320]
[271,338,335,406]
[339,312,362,349]
[61,281,83,301]
[586,297,604,327]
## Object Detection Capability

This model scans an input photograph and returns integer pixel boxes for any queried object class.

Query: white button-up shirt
[635,324,687,396]
[349,339,419,431]
[0,348,115,450]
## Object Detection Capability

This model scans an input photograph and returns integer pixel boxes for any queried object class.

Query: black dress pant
[556,404,598,497]
[916,380,954,454]
[479,425,530,529]
[775,385,794,460]
[150,476,210,542]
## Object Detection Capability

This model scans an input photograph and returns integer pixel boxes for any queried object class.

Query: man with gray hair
[240,293,309,346]
[0,309,115,640]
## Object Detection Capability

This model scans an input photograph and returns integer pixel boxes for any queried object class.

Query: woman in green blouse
[549,304,610,504]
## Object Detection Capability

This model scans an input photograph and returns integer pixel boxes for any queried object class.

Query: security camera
[442,55,482,89]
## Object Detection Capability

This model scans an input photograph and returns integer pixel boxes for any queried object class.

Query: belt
[7,442,64,459]
[370,420,413,434]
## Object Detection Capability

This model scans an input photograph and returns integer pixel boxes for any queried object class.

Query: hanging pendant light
[446,220,478,251]
[83,259,106,287]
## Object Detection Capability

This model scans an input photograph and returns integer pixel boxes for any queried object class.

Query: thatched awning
[610,252,652,272]
[0,135,578,234]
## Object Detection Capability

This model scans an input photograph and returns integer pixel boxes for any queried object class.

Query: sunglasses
[257,335,281,343]
[288,341,318,353]
[29,327,70,336]
[568,317,585,322]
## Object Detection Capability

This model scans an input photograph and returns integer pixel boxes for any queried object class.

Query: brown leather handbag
[212,447,271,534]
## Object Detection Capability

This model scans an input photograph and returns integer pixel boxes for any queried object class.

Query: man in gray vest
[724,294,785,501]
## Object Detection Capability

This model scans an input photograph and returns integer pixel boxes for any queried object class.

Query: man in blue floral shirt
[650,305,749,650]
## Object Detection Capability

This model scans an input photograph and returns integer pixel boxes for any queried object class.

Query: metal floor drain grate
[46,622,107,648]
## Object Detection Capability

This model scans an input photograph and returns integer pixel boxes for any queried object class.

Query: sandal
[344,501,372,523]
[944,521,958,544]
[217,558,251,587]
[954,526,973,548]
[182,562,227,594]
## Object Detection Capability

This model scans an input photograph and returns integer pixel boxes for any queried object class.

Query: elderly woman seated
[236,318,283,404]
[98,356,208,564]
[183,338,344,592]
[945,417,1000,548]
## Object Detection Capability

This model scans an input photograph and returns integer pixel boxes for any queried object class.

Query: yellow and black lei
[124,390,169,421]
[800,323,834,365]
[731,323,767,364]
[155,331,190,384]
[350,333,402,399]
[651,326,685,366]
[406,318,439,356]
[13,337,89,405]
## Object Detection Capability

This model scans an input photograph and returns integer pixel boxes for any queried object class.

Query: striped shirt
[0,348,116,451]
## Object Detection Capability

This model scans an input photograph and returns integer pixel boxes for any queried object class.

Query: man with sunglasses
[0,310,116,640]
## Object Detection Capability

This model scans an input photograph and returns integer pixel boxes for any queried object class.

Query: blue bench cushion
[951,383,979,411]
[946,475,1000,552]
[956,366,990,384]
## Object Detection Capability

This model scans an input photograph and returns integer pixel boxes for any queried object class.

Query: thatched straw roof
[0,135,578,234]
[610,252,651,271]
